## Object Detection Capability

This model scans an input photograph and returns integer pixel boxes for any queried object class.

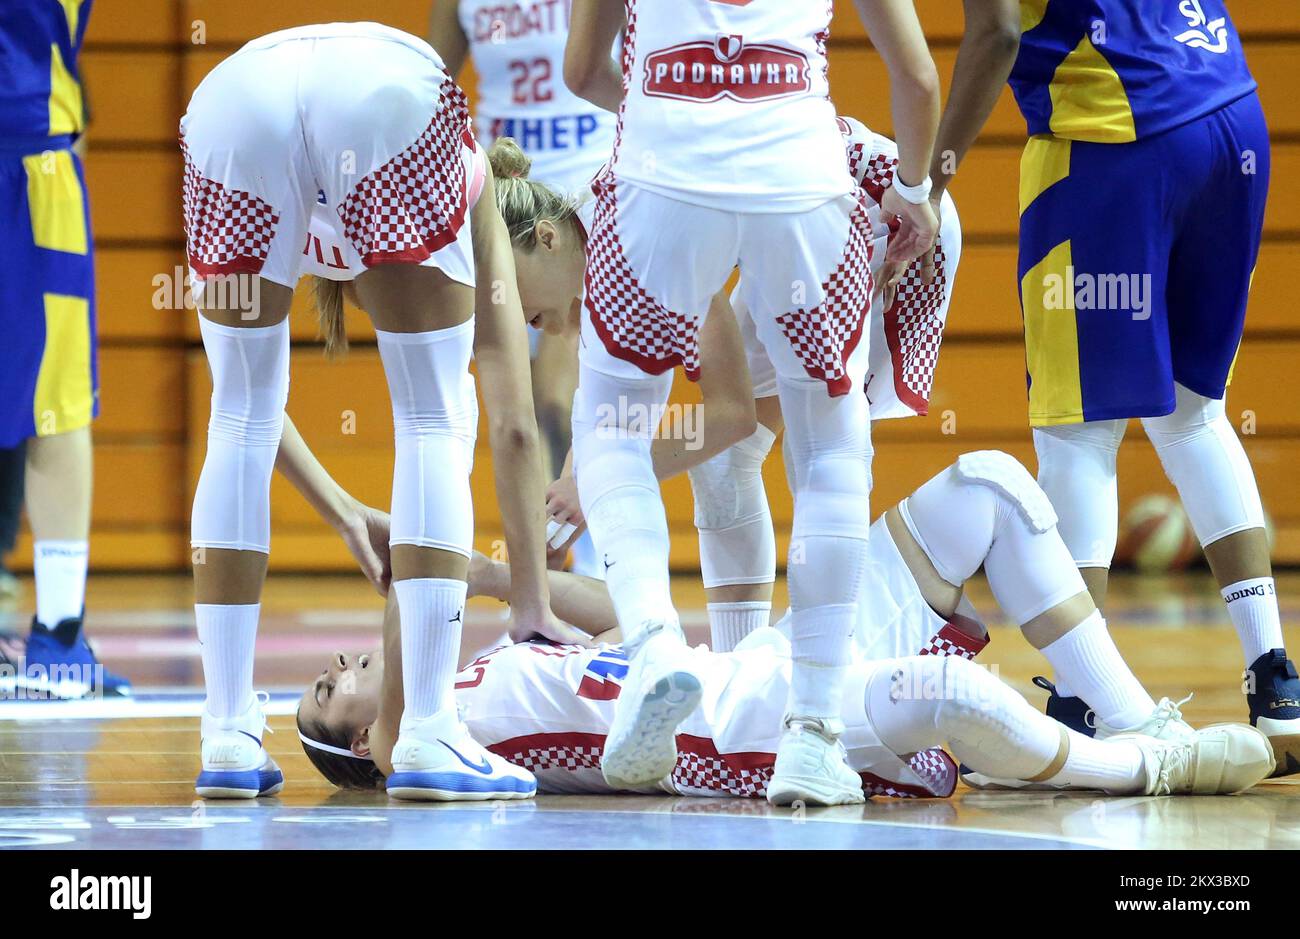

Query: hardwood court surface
[1,571,1298,850]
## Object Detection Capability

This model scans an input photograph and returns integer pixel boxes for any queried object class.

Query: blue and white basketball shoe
[387,708,536,801]
[195,692,284,799]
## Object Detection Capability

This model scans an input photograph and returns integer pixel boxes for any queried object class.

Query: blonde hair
[487,137,580,250]
[312,277,348,358]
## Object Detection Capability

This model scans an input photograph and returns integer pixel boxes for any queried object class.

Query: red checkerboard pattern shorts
[579,173,874,398]
[179,23,476,296]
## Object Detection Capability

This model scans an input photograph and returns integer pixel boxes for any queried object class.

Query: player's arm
[545,290,759,553]
[852,0,941,292]
[275,413,392,597]
[564,0,626,113]
[472,171,592,646]
[427,0,470,76]
[651,290,757,481]
[470,550,618,637]
[370,590,403,776]
[928,0,1020,203]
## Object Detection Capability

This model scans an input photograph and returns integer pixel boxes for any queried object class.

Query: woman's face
[296,650,383,754]
[512,219,586,338]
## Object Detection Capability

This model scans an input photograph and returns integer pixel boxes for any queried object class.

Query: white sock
[394,578,467,722]
[1045,730,1147,793]
[1221,577,1284,665]
[34,540,88,627]
[196,603,259,719]
[788,604,854,719]
[707,601,771,652]
[1040,611,1156,729]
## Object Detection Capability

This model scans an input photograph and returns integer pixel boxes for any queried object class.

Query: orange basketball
[1115,494,1201,572]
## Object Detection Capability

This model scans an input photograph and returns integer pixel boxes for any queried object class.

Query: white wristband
[891,172,933,205]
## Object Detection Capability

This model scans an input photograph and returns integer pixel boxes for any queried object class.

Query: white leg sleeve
[900,454,1087,625]
[778,375,872,719]
[572,363,678,644]
[865,655,1062,781]
[1033,419,1127,567]
[191,318,290,554]
[689,424,777,589]
[377,322,477,556]
[1140,383,1266,547]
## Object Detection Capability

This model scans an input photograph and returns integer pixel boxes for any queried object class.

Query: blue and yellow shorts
[0,135,98,448]
[1017,92,1269,426]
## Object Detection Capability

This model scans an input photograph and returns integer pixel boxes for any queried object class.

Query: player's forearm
[276,413,354,531]
[929,0,1021,197]
[473,555,617,635]
[650,401,755,482]
[487,414,555,620]
[854,0,941,186]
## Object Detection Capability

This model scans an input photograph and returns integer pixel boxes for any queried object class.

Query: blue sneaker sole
[195,766,284,799]
[386,771,536,802]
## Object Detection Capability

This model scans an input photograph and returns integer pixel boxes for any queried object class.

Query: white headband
[298,730,371,760]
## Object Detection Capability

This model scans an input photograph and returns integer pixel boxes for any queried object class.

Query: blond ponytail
[487,137,580,250]
[312,276,348,358]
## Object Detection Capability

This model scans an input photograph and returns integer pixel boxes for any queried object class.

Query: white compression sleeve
[192,317,290,554]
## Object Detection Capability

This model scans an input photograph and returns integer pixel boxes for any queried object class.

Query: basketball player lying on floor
[294,456,1275,799]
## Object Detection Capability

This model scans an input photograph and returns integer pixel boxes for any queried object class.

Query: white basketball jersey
[459,0,616,193]
[612,0,851,212]
[454,639,918,797]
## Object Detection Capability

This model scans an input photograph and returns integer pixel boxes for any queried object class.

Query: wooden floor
[2,570,1299,850]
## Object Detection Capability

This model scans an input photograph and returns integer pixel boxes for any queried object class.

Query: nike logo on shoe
[439,740,493,774]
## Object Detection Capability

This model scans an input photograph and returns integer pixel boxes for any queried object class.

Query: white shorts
[180,23,476,294]
[579,174,874,397]
[737,191,962,418]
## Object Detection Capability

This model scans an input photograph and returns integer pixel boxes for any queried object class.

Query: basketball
[1116,493,1202,572]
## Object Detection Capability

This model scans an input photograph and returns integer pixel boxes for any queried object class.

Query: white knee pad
[903,453,1086,625]
[1033,419,1127,567]
[865,655,1057,781]
[377,322,477,556]
[192,318,290,554]
[1141,383,1265,546]
[689,424,777,588]
[571,364,677,635]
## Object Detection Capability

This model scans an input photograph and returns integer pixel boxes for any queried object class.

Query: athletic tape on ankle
[298,730,371,760]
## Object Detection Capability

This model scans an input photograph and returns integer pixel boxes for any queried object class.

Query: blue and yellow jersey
[1010,0,1256,143]
[0,0,93,142]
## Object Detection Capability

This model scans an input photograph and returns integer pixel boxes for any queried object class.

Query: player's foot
[195,693,284,799]
[1121,724,1275,795]
[767,717,866,806]
[4,616,132,700]
[1032,676,1094,737]
[1094,695,1196,742]
[1245,648,1300,777]
[387,707,536,801]
[601,623,702,790]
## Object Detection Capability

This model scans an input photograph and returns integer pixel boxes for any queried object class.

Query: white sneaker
[601,625,702,790]
[195,693,284,799]
[1121,723,1276,795]
[767,717,866,806]
[1095,695,1197,742]
[387,707,536,802]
